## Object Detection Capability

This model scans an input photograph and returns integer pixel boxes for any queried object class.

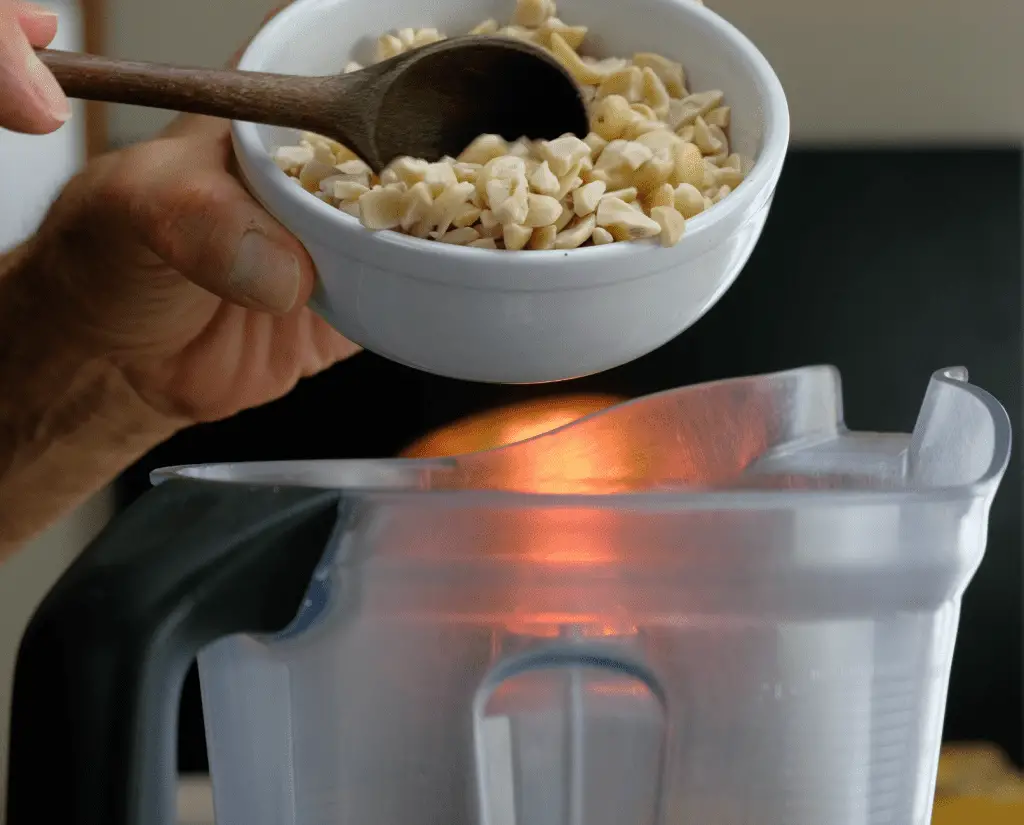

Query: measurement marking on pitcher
[481,715,517,825]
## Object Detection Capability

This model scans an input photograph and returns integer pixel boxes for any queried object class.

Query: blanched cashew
[554,214,598,249]
[651,205,686,246]
[503,223,534,250]
[358,185,406,229]
[528,224,558,249]
[672,183,705,218]
[274,1,753,249]
[573,180,607,216]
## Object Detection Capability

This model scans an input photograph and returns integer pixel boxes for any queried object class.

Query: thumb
[121,132,316,314]
[0,1,70,133]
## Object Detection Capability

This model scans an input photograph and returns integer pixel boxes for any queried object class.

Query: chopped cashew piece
[591,95,638,141]
[573,180,606,216]
[503,223,534,251]
[651,205,686,246]
[646,182,675,210]
[459,134,510,165]
[491,188,530,226]
[631,102,658,121]
[453,162,481,183]
[635,129,681,154]
[470,19,499,35]
[432,181,477,232]
[469,237,499,249]
[440,226,482,245]
[539,134,591,177]
[604,186,639,202]
[710,184,732,204]
[597,67,643,102]
[274,145,314,173]
[529,161,561,197]
[513,0,556,28]
[400,182,434,231]
[693,116,724,156]
[673,183,705,218]
[327,179,371,202]
[299,160,339,191]
[389,156,430,186]
[596,196,662,240]
[498,25,540,44]
[550,32,625,86]
[424,162,459,196]
[358,186,405,229]
[668,90,725,130]
[555,160,585,199]
[713,166,745,189]
[591,226,614,245]
[634,149,674,194]
[633,52,686,98]
[478,209,503,237]
[525,194,565,227]
[335,159,373,186]
[539,18,587,50]
[584,131,609,157]
[554,214,597,249]
[641,67,671,119]
[528,224,558,250]
[672,142,705,188]
[376,33,404,61]
[705,106,731,129]
[554,205,575,231]
[453,205,483,228]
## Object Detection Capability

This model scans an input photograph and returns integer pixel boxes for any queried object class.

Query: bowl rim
[232,0,790,266]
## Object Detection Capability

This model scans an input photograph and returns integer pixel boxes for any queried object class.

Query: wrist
[0,240,184,556]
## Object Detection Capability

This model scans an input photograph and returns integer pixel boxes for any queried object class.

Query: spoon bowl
[364,36,589,171]
[235,0,791,384]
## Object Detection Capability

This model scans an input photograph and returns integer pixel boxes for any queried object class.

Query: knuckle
[147,180,233,269]
[118,145,241,269]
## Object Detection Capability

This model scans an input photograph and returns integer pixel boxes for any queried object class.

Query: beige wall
[108,0,1024,146]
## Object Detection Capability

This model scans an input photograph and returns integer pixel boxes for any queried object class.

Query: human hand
[0,2,361,554]
[0,0,70,132]
[9,1,358,429]
[19,108,362,427]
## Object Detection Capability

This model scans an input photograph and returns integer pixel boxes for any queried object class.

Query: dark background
[117,147,1024,769]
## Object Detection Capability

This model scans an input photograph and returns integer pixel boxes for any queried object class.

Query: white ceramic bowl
[233,0,789,384]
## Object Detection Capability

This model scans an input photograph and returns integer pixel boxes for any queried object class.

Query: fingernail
[229,231,301,313]
[26,52,71,122]
[22,5,58,23]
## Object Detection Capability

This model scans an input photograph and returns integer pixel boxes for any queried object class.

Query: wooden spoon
[36,36,589,173]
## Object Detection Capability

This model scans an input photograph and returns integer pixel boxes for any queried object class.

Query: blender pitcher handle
[5,478,343,825]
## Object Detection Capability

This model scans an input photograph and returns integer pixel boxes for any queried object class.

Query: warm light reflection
[401,395,626,459]
[502,615,638,638]
[402,395,632,571]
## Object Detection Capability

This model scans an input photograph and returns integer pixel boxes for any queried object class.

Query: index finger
[16,1,58,47]
[0,0,70,132]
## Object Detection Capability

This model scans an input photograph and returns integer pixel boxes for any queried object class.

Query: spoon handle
[36,49,337,133]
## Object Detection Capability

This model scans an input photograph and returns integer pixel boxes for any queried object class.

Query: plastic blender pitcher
[5,366,1010,825]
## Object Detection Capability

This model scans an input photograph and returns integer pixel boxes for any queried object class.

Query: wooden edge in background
[81,0,107,157]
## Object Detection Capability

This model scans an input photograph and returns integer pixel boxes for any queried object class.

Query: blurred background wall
[105,0,1024,145]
